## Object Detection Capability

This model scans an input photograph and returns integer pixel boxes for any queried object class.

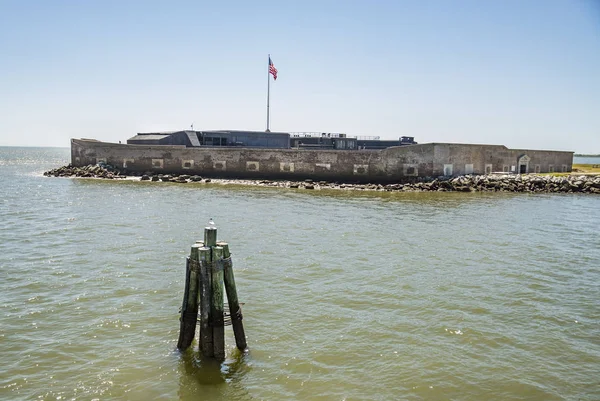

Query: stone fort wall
[71,139,573,183]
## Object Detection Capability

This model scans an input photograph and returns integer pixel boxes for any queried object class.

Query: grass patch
[572,164,600,174]
[540,164,600,177]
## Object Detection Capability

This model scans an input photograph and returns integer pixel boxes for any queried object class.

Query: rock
[39,164,600,195]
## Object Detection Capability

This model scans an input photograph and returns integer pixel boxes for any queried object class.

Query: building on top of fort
[126,130,418,150]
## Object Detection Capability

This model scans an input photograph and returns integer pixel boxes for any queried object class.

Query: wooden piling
[198,246,213,357]
[177,244,201,350]
[178,224,248,358]
[204,227,217,248]
[218,241,247,351]
[211,246,226,359]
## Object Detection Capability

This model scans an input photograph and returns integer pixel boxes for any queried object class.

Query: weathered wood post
[212,246,225,359]
[204,225,217,248]
[203,225,226,358]
[178,221,247,358]
[198,246,213,356]
[218,241,248,351]
[177,244,202,350]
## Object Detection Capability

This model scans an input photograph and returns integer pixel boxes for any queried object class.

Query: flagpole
[266,54,271,132]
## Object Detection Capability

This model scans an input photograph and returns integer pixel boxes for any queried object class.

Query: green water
[1,147,599,400]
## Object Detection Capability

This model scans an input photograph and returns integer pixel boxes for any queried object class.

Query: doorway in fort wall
[518,154,530,174]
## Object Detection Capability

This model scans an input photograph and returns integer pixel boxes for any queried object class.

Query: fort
[71,130,573,184]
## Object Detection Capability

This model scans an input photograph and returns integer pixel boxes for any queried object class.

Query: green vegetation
[544,164,600,177]
[539,164,600,177]
[573,164,600,173]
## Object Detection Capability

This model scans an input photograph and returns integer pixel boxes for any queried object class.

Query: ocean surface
[574,156,600,165]
[1,146,599,401]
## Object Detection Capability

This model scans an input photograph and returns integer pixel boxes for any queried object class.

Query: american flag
[269,57,278,80]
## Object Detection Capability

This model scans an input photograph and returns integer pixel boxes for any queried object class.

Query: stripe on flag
[269,57,278,80]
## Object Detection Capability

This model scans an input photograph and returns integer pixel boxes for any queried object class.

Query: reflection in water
[177,343,252,400]
[1,147,599,401]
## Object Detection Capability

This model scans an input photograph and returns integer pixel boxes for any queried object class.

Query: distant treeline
[574,154,600,157]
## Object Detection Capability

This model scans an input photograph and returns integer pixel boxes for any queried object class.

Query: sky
[0,0,599,152]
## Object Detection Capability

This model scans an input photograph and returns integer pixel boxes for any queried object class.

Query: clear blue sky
[0,0,598,152]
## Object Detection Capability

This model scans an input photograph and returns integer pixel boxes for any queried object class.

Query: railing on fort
[289,132,380,140]
[355,135,381,140]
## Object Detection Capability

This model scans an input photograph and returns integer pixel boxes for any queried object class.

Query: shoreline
[43,164,600,194]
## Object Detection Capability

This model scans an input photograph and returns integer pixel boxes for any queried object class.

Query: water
[574,156,600,165]
[1,147,599,401]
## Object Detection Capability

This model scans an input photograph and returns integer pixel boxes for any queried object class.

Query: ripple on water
[1,148,599,400]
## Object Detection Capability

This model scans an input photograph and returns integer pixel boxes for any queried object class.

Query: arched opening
[517,155,530,174]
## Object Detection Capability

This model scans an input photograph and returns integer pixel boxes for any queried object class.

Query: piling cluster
[177,227,247,359]
[44,163,600,194]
